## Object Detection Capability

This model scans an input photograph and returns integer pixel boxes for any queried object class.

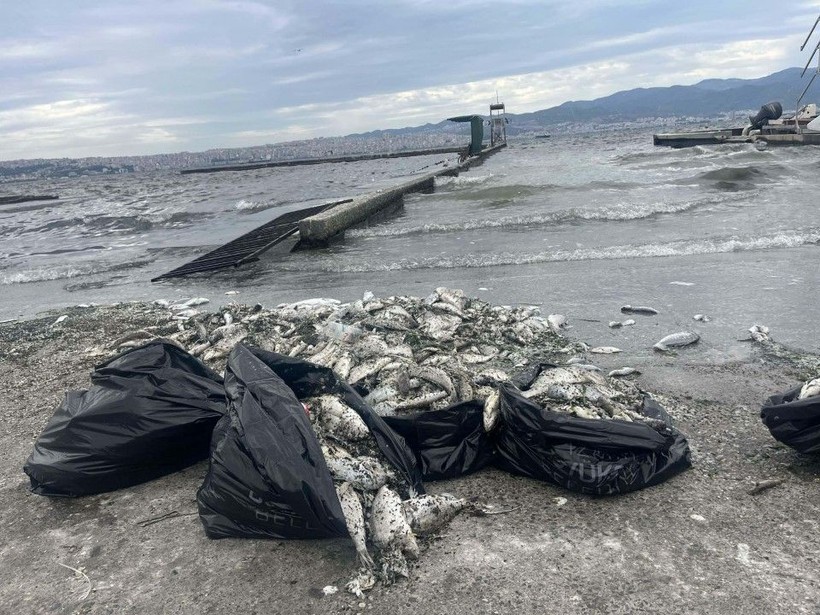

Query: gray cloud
[1,0,819,158]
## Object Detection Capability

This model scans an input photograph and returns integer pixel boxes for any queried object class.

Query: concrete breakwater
[298,143,506,247]
[180,146,467,174]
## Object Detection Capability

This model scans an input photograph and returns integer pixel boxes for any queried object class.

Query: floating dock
[180,147,465,175]
[151,200,349,281]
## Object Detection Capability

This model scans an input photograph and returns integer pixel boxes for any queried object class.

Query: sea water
[2,130,818,362]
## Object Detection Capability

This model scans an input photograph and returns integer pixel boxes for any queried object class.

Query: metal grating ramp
[151,201,347,281]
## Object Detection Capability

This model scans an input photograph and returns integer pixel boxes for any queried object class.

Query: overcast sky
[2,1,820,160]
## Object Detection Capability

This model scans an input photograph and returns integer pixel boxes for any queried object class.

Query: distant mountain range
[350,67,819,137]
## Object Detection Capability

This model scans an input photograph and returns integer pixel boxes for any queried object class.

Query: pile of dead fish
[303,393,469,595]
[103,288,670,431]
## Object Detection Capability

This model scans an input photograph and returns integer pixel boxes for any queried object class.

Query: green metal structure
[447,115,484,155]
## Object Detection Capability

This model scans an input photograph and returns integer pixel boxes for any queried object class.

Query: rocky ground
[0,302,818,615]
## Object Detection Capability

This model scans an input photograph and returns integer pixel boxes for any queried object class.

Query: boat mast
[796,12,820,134]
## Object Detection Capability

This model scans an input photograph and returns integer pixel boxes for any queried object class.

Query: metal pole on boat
[801,14,820,51]
[796,13,820,135]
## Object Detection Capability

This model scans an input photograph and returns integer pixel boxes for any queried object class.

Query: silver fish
[395,390,448,411]
[349,356,393,385]
[483,389,501,432]
[547,314,568,332]
[335,482,374,570]
[402,493,467,535]
[799,378,820,400]
[590,346,622,354]
[608,367,641,378]
[322,447,390,491]
[369,486,419,559]
[653,331,700,351]
[313,395,370,441]
[621,305,658,315]
[748,324,770,343]
[332,352,354,380]
[408,365,455,398]
[434,287,467,311]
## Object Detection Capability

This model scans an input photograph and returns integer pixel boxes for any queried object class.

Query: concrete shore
[1,301,818,614]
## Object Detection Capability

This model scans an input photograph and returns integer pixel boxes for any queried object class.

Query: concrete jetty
[180,146,465,174]
[297,143,505,247]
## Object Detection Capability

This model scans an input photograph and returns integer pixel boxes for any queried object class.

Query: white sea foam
[348,193,744,239]
[283,228,820,273]
[234,199,264,210]
[1,266,94,285]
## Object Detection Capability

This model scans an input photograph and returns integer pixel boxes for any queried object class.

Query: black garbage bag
[24,340,226,497]
[494,384,691,495]
[761,386,820,454]
[383,400,495,481]
[197,344,423,539]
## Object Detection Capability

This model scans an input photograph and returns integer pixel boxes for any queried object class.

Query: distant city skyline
[2,1,819,160]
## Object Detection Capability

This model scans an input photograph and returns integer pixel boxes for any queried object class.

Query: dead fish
[369,486,419,559]
[473,369,510,386]
[395,390,448,411]
[798,378,820,400]
[349,356,393,385]
[108,329,154,349]
[608,321,623,329]
[172,308,199,320]
[748,324,770,343]
[653,331,700,352]
[322,447,390,491]
[590,346,622,354]
[408,365,455,398]
[434,287,467,311]
[332,353,354,380]
[324,320,364,343]
[189,341,210,357]
[483,389,501,432]
[194,320,208,342]
[402,493,467,535]
[430,301,466,319]
[608,367,641,377]
[574,364,603,372]
[547,314,568,332]
[621,305,658,315]
[313,395,370,441]
[621,319,636,326]
[335,482,374,570]
[693,314,711,322]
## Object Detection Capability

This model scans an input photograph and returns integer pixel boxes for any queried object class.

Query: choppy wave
[698,166,765,182]
[434,174,493,188]
[349,193,745,238]
[287,228,820,273]
[1,258,153,285]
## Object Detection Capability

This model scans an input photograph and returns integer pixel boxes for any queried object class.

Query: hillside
[348,67,819,138]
